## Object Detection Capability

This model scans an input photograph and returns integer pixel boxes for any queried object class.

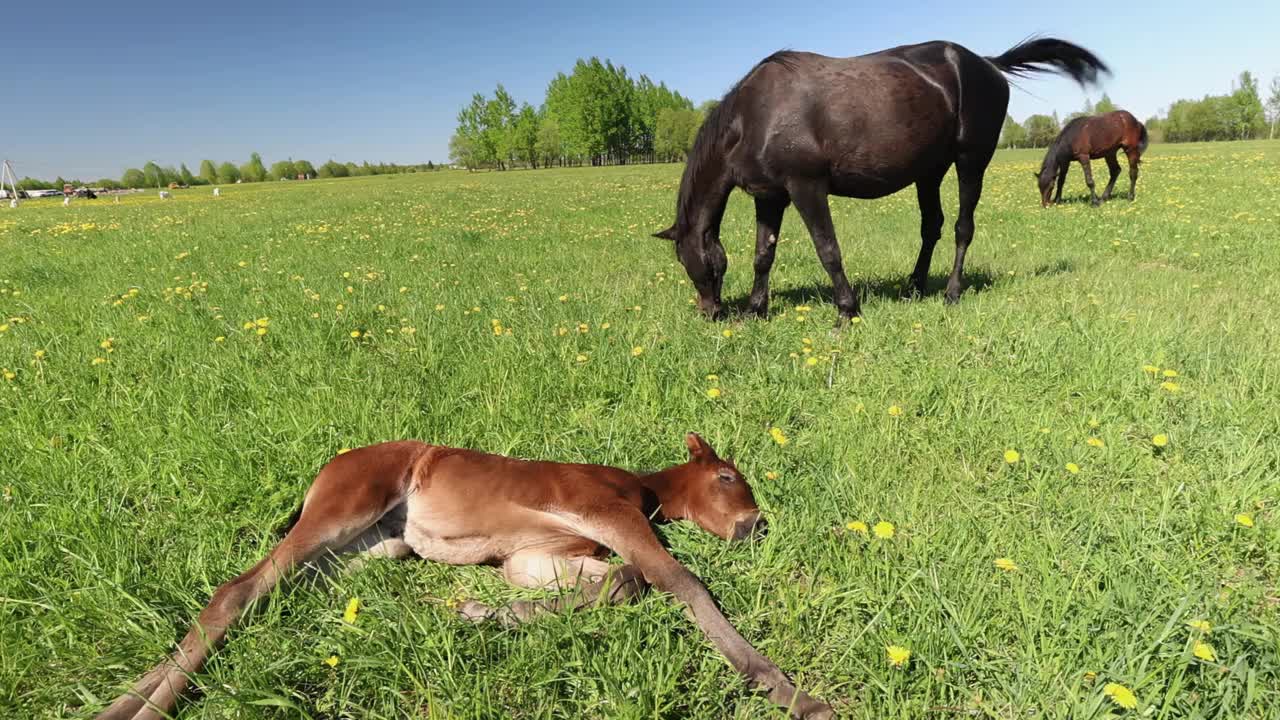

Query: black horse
[654,38,1108,321]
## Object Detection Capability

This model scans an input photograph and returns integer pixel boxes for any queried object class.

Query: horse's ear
[685,432,718,461]
[653,225,677,241]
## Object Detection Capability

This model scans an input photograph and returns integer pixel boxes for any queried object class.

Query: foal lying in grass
[96,433,833,719]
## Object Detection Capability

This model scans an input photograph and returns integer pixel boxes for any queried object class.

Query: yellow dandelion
[887,405,903,417]
[343,597,360,624]
[765,471,778,480]
[1003,449,1020,464]
[255,327,267,336]
[873,521,895,539]
[1103,683,1137,710]
[1235,513,1254,528]
[886,645,910,667]
[1087,437,1105,448]
[1192,641,1216,661]
[558,294,568,302]
[769,427,789,446]
[324,655,340,667]
[994,557,1019,572]
[575,354,588,363]
[0,324,8,332]
[1066,462,1081,474]
[1084,671,1097,683]
[1088,417,1101,428]
[706,374,719,381]
[255,317,269,328]
[492,324,504,336]
[214,336,225,343]
[2,370,14,381]
[722,329,733,338]
[631,346,644,357]
[99,339,113,349]
[1142,365,1160,375]
[243,321,255,330]
[805,356,819,366]
[34,349,46,359]
[706,388,722,399]
[435,304,445,311]
[1152,434,1168,447]
[91,357,107,366]
[851,317,862,324]
[1162,369,1178,378]
[846,521,868,536]
[1161,381,1181,393]
[1186,619,1211,634]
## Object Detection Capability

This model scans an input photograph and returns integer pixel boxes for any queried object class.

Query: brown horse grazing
[1036,110,1148,207]
[654,38,1108,321]
[94,434,833,720]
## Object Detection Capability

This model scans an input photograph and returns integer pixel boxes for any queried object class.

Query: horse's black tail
[1137,123,1150,155]
[987,37,1109,88]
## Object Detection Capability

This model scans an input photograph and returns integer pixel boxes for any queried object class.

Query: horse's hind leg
[786,180,860,321]
[747,196,788,317]
[1126,149,1141,201]
[1101,152,1121,201]
[1079,156,1100,206]
[459,564,648,625]
[908,174,946,298]
[944,152,990,304]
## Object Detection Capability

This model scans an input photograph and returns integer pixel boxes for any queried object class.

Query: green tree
[1094,93,1117,114]
[449,131,478,170]
[295,160,316,178]
[1000,114,1028,148]
[240,152,267,182]
[318,160,348,178]
[1231,71,1266,140]
[511,103,540,168]
[217,162,241,184]
[122,168,146,188]
[143,161,163,188]
[1267,75,1280,140]
[179,163,197,186]
[270,159,297,180]
[1023,114,1061,147]
[536,115,563,166]
[199,160,218,184]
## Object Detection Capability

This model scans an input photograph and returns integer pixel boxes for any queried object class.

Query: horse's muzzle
[732,513,767,541]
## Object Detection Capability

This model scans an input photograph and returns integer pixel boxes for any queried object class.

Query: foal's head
[656,433,764,541]
[1034,167,1056,207]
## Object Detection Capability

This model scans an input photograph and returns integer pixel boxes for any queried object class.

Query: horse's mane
[673,51,802,240]
[1040,116,1089,176]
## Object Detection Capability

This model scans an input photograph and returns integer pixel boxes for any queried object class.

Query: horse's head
[654,225,726,319]
[1034,168,1056,207]
[654,433,764,542]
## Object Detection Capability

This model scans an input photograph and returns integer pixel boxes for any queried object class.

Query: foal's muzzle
[731,513,767,541]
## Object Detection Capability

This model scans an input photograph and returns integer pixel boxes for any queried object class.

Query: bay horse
[654,38,1108,321]
[94,434,833,720]
[1036,110,1148,206]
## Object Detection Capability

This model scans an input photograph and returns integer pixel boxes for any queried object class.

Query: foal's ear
[684,432,718,461]
[653,225,677,241]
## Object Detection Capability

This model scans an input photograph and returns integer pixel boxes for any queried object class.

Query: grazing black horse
[654,38,1108,321]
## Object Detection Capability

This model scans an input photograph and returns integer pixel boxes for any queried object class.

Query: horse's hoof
[943,291,961,305]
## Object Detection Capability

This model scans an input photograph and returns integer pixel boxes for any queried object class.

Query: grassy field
[2,140,1278,719]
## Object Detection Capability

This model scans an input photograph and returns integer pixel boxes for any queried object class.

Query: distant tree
[1000,114,1028,149]
[121,168,146,188]
[1023,114,1061,147]
[217,162,241,184]
[448,131,478,170]
[426,160,435,171]
[294,160,316,178]
[318,160,347,178]
[269,159,297,180]
[143,161,163,188]
[94,178,125,190]
[240,152,268,182]
[1145,115,1165,143]
[1094,93,1117,114]
[199,159,218,185]
[1231,71,1266,140]
[535,115,563,166]
[179,163,197,186]
[1267,75,1280,139]
[511,103,540,168]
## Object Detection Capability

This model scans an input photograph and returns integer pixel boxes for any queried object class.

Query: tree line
[449,57,714,170]
[1001,71,1280,149]
[11,154,441,192]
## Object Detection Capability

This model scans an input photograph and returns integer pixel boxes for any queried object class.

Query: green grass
[2,140,1278,719]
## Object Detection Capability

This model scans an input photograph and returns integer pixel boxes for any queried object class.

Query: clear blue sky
[4,0,1276,181]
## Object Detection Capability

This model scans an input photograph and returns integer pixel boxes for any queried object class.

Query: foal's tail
[987,37,1109,88]
[1136,123,1150,155]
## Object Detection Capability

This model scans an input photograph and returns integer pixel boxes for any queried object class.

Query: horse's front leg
[787,179,859,322]
[908,175,945,297]
[1054,165,1068,204]
[1078,155,1100,206]
[747,196,788,317]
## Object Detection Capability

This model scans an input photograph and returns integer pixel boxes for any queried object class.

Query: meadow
[1,141,1278,719]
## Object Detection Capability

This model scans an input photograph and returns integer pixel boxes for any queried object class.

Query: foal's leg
[908,174,945,297]
[945,153,990,304]
[1126,148,1141,201]
[786,180,860,321]
[1054,165,1069,204]
[1079,155,1100,206]
[747,196,788,317]
[501,551,611,590]
[1101,152,1121,201]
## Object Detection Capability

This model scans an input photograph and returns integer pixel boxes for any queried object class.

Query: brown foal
[95,433,833,720]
